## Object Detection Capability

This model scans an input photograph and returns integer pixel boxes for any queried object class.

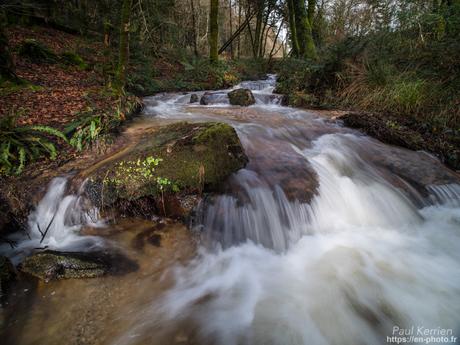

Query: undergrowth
[0,109,67,175]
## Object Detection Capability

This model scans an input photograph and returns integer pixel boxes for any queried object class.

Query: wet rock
[190,94,199,103]
[228,88,255,106]
[19,250,138,281]
[200,92,212,105]
[0,256,16,299]
[86,122,248,219]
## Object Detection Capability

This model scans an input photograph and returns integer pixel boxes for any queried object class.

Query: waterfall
[2,177,104,260]
[115,75,460,345]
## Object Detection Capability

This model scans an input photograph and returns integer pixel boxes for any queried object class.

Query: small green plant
[0,110,67,175]
[385,120,402,130]
[104,156,179,194]
[64,112,104,151]
[103,156,179,215]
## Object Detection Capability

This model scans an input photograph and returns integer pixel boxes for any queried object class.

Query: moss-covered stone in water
[20,251,108,280]
[139,121,248,191]
[228,88,255,106]
[86,121,248,216]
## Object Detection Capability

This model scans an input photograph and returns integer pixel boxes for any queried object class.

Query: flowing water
[2,76,460,345]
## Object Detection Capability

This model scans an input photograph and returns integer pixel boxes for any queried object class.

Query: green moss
[60,51,88,69]
[89,122,248,208]
[20,251,107,280]
[193,122,239,145]
[0,79,42,96]
[18,39,58,63]
[228,88,255,106]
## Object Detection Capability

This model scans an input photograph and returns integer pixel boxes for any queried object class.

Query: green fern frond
[16,147,26,175]
[28,125,68,142]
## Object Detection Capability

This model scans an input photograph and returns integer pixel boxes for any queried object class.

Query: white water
[1,177,104,262]
[117,76,460,345]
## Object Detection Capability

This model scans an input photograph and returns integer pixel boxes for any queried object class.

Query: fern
[0,110,66,175]
[27,125,69,142]
[64,111,107,151]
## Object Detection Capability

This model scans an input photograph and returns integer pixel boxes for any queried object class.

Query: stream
[1,75,460,345]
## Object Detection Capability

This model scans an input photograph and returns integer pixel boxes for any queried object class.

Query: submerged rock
[0,256,16,299]
[190,94,199,103]
[200,92,212,105]
[19,250,138,281]
[85,121,248,219]
[228,88,255,106]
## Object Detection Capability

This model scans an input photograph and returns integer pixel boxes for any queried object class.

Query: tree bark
[237,0,242,58]
[253,0,265,58]
[115,0,133,94]
[307,0,315,26]
[190,0,199,56]
[292,0,317,59]
[287,0,300,57]
[209,0,219,63]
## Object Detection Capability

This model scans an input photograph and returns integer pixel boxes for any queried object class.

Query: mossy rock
[228,88,255,106]
[19,250,138,281]
[60,51,87,69]
[86,122,248,216]
[190,93,199,103]
[18,39,58,64]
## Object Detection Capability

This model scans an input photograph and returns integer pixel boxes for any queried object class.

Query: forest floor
[0,25,117,127]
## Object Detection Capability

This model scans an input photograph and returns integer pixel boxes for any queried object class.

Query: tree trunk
[209,0,219,63]
[292,0,317,59]
[190,0,199,56]
[229,0,234,58]
[218,11,255,55]
[287,0,299,57]
[115,0,133,94]
[253,0,265,58]
[268,19,284,63]
[307,0,315,26]
[0,23,19,83]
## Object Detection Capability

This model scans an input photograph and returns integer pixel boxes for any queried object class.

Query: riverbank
[274,57,459,171]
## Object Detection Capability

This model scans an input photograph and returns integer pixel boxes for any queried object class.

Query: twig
[39,211,57,244]
[36,223,44,236]
[1,236,17,249]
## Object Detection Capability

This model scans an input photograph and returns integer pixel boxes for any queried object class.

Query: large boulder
[190,93,199,103]
[19,250,138,281]
[228,88,255,106]
[85,122,248,219]
[200,92,212,105]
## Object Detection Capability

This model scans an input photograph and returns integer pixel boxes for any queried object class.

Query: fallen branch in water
[37,211,57,244]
